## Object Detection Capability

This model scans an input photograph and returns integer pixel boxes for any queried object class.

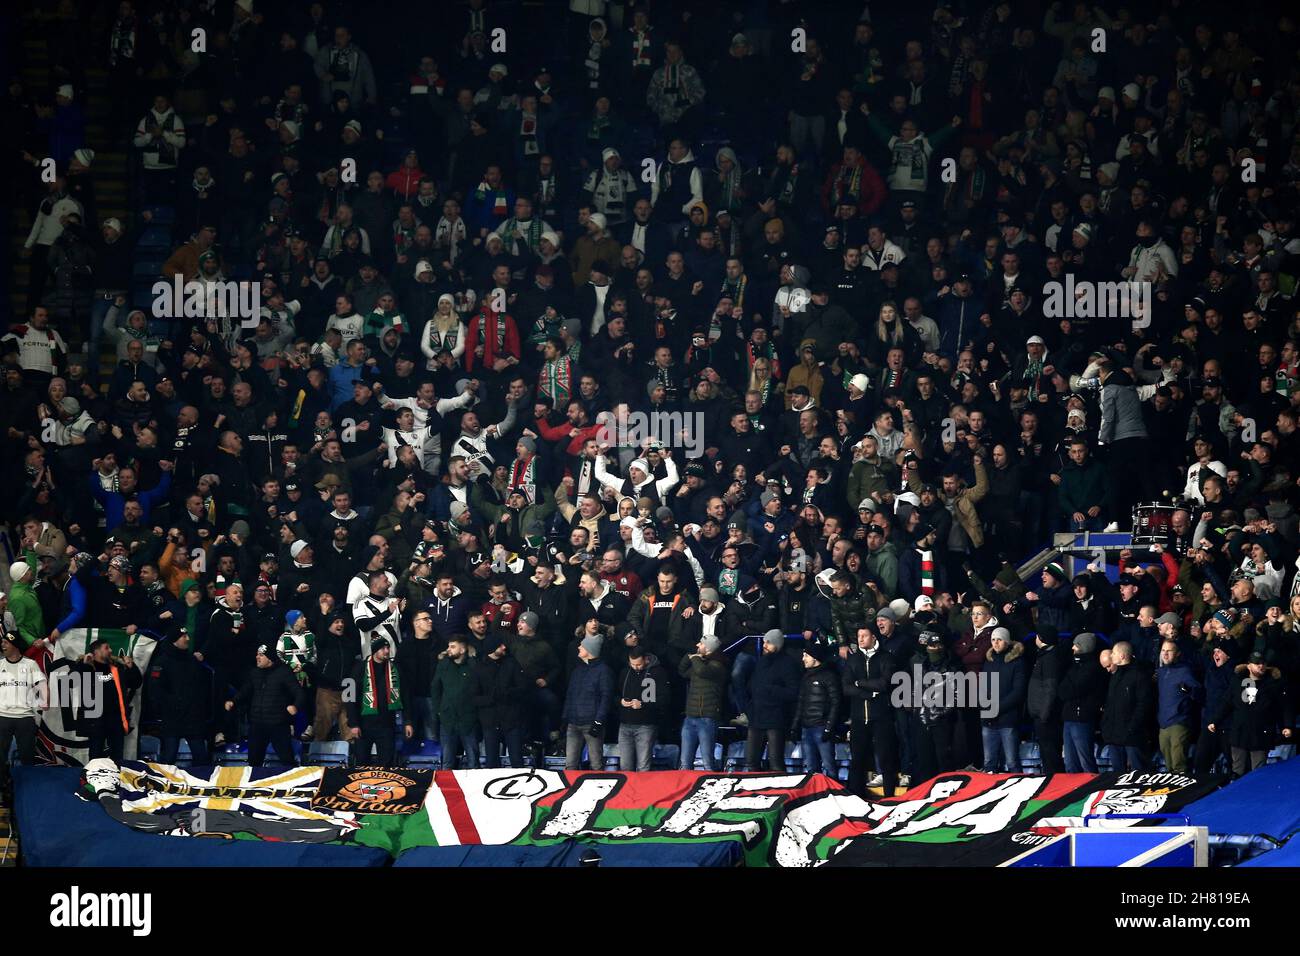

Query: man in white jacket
[1124,218,1178,284]
[0,631,46,792]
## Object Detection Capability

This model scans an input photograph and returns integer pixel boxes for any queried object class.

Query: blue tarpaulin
[1182,759,1300,841]
[393,841,743,867]
[1239,836,1300,867]
[13,766,390,868]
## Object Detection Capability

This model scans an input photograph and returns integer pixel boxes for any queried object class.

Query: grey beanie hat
[701,635,722,654]
[581,634,603,657]
[762,629,785,650]
[518,435,537,454]
[1073,632,1097,655]
[699,586,720,603]
[519,611,539,631]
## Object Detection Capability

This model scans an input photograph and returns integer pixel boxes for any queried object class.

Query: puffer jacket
[1101,662,1154,747]
[232,662,302,725]
[748,650,802,730]
[829,583,876,646]
[1058,652,1107,724]
[562,657,614,726]
[471,653,527,730]
[1026,641,1068,722]
[1099,369,1148,443]
[982,640,1027,729]
[510,631,560,687]
[792,663,841,730]
[678,651,729,720]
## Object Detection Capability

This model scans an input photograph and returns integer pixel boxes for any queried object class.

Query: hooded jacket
[617,653,670,726]
[748,649,802,730]
[983,640,1027,728]
[678,650,728,719]
[1099,369,1148,444]
[1058,651,1108,724]
[1101,661,1154,747]
[1211,664,1292,750]
[1027,640,1068,722]
[232,660,302,726]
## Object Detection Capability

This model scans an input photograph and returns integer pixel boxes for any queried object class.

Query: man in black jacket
[155,629,213,764]
[1026,624,1067,773]
[225,644,303,766]
[842,625,898,797]
[746,630,801,772]
[311,611,353,742]
[1101,640,1154,772]
[1209,653,1295,778]
[398,609,438,740]
[63,638,142,763]
[472,636,528,768]
[346,637,411,767]
[793,642,841,777]
[909,629,964,782]
[616,644,669,771]
[1058,632,1106,773]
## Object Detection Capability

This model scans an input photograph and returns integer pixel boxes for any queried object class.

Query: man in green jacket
[1055,437,1111,531]
[678,635,729,770]
[828,571,877,653]
[7,561,44,646]
[430,635,481,768]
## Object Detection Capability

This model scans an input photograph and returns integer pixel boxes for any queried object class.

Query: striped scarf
[501,217,543,254]
[631,29,652,68]
[831,162,864,207]
[918,549,935,595]
[541,356,572,404]
[361,657,401,716]
[509,455,537,503]
[720,274,746,312]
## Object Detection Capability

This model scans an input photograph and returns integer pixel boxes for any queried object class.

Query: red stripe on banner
[436,771,482,844]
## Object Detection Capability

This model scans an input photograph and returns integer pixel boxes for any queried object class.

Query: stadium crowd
[1,0,1298,799]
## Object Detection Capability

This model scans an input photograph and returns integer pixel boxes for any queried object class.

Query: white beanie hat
[102,217,123,234]
[629,458,650,477]
[73,148,96,167]
[1121,83,1141,102]
[289,540,309,560]
[588,212,607,232]
[849,373,870,394]
[540,230,561,249]
[9,561,32,583]
[56,84,74,100]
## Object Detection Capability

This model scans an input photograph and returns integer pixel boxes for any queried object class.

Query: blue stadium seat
[146,206,175,225]
[651,744,679,770]
[405,740,441,769]
[137,735,161,762]
[307,741,350,767]
[689,743,724,770]
[784,742,803,773]
[723,740,746,771]
[263,739,301,767]
[1019,741,1042,773]
[602,744,621,771]
[172,739,193,768]
[137,225,172,250]
[834,743,851,782]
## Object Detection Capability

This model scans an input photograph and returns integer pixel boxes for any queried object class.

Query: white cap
[849,373,870,394]
[344,119,363,135]
[415,261,433,277]
[8,561,32,583]
[913,594,934,612]
[588,213,607,232]
[489,63,508,77]
[56,84,74,100]
[1121,83,1141,101]
[289,540,309,559]
[1097,86,1115,101]
[889,598,911,620]
[102,217,123,234]
[1027,335,1046,345]
[540,230,561,249]
[601,147,620,162]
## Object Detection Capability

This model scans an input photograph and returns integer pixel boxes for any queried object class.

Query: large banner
[38,628,159,766]
[78,761,1223,867]
[819,771,1222,867]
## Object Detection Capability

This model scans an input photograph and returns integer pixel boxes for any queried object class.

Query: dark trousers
[483,726,525,768]
[526,686,561,742]
[745,727,787,772]
[159,735,211,765]
[86,722,126,763]
[248,722,295,766]
[0,716,37,790]
[848,717,898,797]
[1194,725,1231,776]
[1034,719,1065,774]
[912,713,961,783]
[958,705,983,768]
[1106,437,1154,530]
[357,723,398,767]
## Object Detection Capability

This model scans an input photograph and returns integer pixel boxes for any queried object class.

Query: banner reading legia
[80,763,1222,867]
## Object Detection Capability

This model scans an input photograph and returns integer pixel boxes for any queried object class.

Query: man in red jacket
[821,144,886,218]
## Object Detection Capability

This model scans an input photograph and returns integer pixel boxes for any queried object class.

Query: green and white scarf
[361,656,402,716]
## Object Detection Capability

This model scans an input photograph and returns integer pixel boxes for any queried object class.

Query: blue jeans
[800,727,835,777]
[159,735,210,765]
[730,652,756,717]
[1063,721,1098,773]
[1119,745,1150,772]
[89,295,115,357]
[439,730,481,769]
[680,717,718,770]
[981,726,1022,772]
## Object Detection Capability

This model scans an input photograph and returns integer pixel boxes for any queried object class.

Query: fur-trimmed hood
[1234,663,1282,679]
[986,640,1024,663]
